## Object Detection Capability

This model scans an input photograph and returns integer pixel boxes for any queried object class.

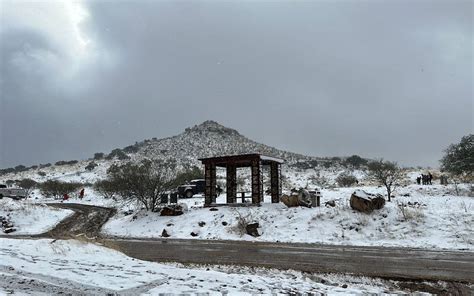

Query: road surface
[107,237,474,283]
[2,203,473,285]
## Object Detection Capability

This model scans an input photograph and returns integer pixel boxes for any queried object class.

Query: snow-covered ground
[0,199,73,235]
[0,238,406,295]
[28,188,118,208]
[103,184,473,250]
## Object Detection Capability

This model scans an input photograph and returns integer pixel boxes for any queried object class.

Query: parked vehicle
[0,184,27,200]
[177,179,206,198]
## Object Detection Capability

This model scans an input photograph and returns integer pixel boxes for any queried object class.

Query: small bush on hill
[106,149,130,160]
[55,160,79,166]
[336,172,358,187]
[123,145,140,154]
[0,168,15,175]
[343,155,368,168]
[85,161,98,171]
[14,165,27,172]
[93,152,104,160]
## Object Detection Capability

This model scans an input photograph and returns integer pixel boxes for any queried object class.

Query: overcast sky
[0,0,472,168]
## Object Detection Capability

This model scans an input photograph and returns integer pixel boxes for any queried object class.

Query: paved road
[2,203,473,285]
[107,237,474,283]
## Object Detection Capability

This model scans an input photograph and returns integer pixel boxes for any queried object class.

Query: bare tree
[94,179,117,199]
[17,178,37,197]
[367,159,403,202]
[106,160,176,211]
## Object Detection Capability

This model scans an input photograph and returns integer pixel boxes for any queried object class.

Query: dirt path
[39,203,116,239]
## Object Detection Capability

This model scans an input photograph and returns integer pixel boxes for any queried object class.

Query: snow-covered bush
[336,172,358,187]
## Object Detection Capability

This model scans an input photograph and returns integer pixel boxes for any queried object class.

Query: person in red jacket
[63,193,69,201]
[79,188,85,199]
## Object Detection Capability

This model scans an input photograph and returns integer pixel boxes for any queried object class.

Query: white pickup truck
[0,184,27,199]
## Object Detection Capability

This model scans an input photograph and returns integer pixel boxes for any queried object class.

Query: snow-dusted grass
[0,199,73,235]
[0,238,403,294]
[103,184,473,250]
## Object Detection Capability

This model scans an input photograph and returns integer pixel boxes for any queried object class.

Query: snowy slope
[103,184,474,250]
[0,199,73,235]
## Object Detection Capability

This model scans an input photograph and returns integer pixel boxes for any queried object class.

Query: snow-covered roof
[260,155,284,164]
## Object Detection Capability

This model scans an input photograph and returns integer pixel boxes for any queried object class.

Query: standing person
[79,188,85,200]
[428,173,433,185]
[63,193,69,201]
[422,174,427,185]
[416,176,421,185]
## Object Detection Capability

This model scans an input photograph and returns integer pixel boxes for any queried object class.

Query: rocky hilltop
[131,120,314,167]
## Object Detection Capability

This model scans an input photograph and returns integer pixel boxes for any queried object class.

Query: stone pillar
[204,163,216,206]
[270,162,280,203]
[226,165,236,203]
[251,161,262,204]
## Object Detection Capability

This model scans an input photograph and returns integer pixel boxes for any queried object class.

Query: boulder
[160,205,184,216]
[350,190,385,213]
[325,200,336,207]
[280,192,312,208]
[280,195,299,207]
[4,227,16,234]
[246,222,260,237]
[161,229,170,237]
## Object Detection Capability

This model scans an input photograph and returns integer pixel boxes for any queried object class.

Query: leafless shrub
[39,180,82,199]
[397,203,424,222]
[231,209,256,236]
[105,159,177,212]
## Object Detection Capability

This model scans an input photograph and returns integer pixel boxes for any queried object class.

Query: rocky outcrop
[350,190,385,213]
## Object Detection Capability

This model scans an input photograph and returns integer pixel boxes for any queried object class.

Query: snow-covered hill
[0,120,358,186]
[130,120,316,167]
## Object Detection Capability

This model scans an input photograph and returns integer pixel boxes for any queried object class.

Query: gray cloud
[1,0,472,168]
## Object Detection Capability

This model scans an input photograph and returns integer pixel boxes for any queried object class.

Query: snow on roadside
[0,199,73,235]
[103,185,473,250]
[0,238,403,294]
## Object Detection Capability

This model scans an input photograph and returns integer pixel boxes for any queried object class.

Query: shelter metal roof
[199,153,284,167]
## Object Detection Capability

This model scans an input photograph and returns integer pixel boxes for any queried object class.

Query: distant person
[416,176,421,185]
[423,174,429,185]
[428,173,433,185]
[79,188,85,199]
[63,193,70,201]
